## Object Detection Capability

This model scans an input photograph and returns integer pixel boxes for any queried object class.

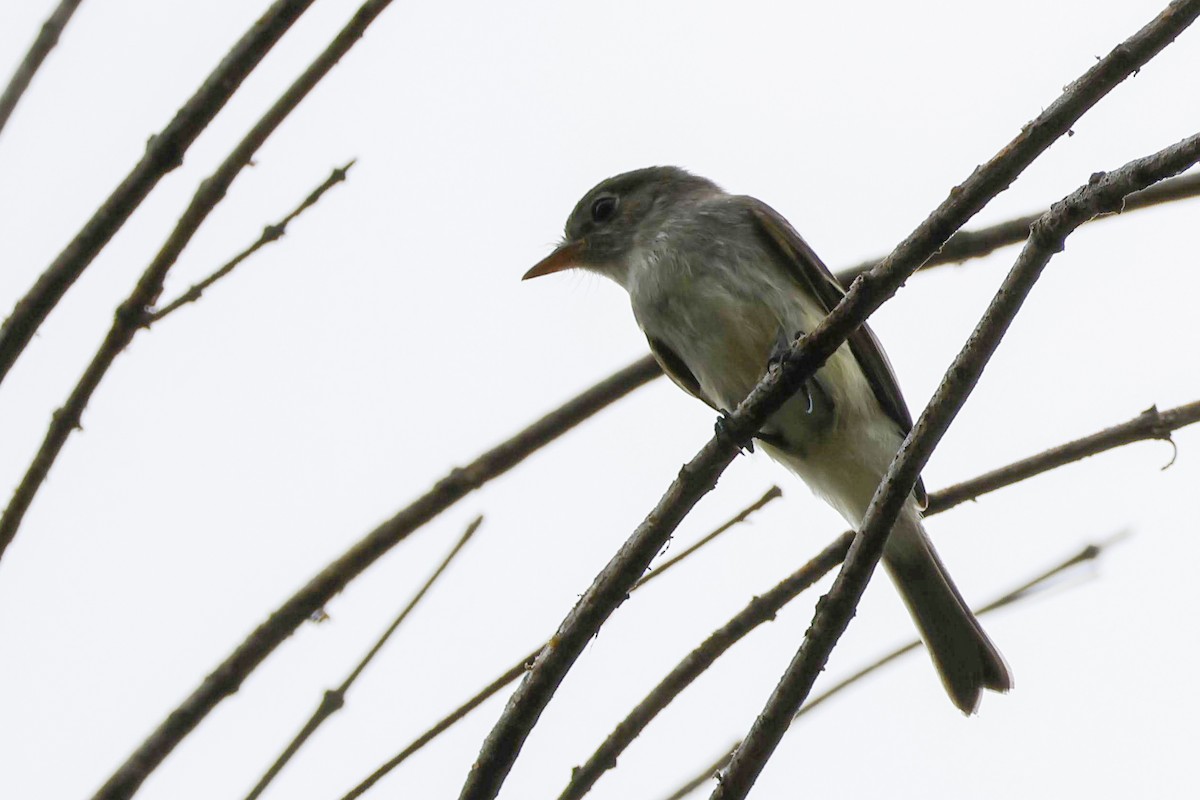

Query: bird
[522,165,1011,713]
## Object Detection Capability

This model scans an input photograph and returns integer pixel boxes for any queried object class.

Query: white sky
[1,2,1198,799]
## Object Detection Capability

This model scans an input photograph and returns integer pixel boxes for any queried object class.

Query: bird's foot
[771,329,832,416]
[767,328,801,369]
[804,374,833,416]
[715,408,753,454]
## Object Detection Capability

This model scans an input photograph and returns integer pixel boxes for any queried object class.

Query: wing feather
[747,200,928,506]
[646,335,716,411]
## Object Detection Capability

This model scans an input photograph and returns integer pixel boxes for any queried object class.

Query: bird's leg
[767,328,794,369]
[715,409,753,454]
[768,328,830,416]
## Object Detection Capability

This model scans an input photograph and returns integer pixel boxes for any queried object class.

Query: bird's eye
[590,195,618,224]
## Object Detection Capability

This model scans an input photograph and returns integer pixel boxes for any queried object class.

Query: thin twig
[636,486,782,591]
[926,404,1195,514]
[341,658,535,800]
[835,169,1200,282]
[557,537,851,800]
[559,404,1199,799]
[712,130,1200,800]
[337,487,783,800]
[0,0,317,387]
[148,160,355,324]
[243,515,483,800]
[0,0,85,138]
[790,536,1119,719]
[89,354,657,800]
[0,0,398,568]
[660,537,1123,800]
[456,7,1200,799]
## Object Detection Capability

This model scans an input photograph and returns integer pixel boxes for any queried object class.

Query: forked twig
[148,160,356,324]
[0,0,318,387]
[0,0,399,567]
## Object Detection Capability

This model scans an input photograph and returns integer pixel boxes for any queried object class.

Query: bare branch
[927,403,1196,514]
[0,0,318,387]
[341,658,534,800]
[337,487,782,800]
[712,129,1200,800]
[560,400,1200,799]
[659,538,1121,800]
[790,537,1118,719]
[0,0,399,567]
[242,516,483,800]
[147,160,356,324]
[635,486,782,591]
[87,354,657,800]
[456,7,1200,799]
[0,0,85,138]
[558,537,851,800]
[835,169,1200,283]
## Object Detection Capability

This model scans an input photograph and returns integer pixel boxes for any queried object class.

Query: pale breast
[628,244,824,412]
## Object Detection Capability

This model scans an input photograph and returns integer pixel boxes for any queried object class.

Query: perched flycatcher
[523,166,1011,713]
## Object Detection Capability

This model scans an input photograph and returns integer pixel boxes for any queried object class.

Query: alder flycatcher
[523,166,1011,713]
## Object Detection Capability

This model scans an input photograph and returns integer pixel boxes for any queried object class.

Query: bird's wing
[747,199,928,506]
[646,335,718,411]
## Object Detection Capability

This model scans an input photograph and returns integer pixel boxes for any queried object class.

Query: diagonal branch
[336,487,782,800]
[456,6,1200,799]
[336,391,1195,800]
[0,0,85,139]
[0,0,317,387]
[790,533,1126,720]
[834,169,1200,283]
[0,162,352,555]
[926,405,1188,514]
[242,516,483,800]
[659,536,1123,800]
[559,538,850,800]
[634,486,783,591]
[147,160,356,324]
[560,402,1198,799]
[87,354,658,800]
[711,130,1200,800]
[420,393,1190,800]
[0,0,399,567]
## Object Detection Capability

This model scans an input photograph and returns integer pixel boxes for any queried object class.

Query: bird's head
[523,166,720,286]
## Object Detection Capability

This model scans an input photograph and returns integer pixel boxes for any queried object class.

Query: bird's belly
[638,280,843,408]
[625,249,907,530]
[635,278,893,490]
[682,309,777,411]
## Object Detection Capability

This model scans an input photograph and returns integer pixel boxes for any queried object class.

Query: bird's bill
[522,240,585,280]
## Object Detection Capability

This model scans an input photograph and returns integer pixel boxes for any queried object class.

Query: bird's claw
[769,329,822,415]
[768,329,795,369]
[715,409,753,454]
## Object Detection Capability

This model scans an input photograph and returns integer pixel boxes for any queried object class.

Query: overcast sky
[1,2,1198,799]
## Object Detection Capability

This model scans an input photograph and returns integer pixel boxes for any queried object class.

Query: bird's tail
[882,511,1012,714]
